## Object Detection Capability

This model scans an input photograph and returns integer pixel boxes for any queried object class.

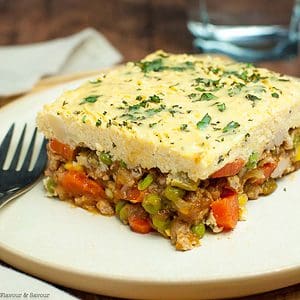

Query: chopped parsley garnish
[271,92,279,98]
[228,82,245,97]
[222,121,240,133]
[89,78,102,84]
[82,115,87,123]
[245,94,261,107]
[136,95,143,100]
[149,94,161,103]
[244,133,250,142]
[197,113,211,130]
[138,58,164,73]
[200,93,217,101]
[95,119,102,127]
[278,78,290,82]
[188,93,197,99]
[149,122,157,128]
[138,59,195,73]
[217,103,226,112]
[180,124,189,131]
[80,95,100,105]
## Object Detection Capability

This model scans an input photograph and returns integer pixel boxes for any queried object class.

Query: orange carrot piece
[49,139,75,161]
[254,162,277,185]
[126,187,145,203]
[59,170,104,197]
[211,158,245,178]
[210,193,239,230]
[128,216,152,234]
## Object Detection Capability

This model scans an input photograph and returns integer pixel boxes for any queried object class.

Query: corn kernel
[64,162,84,172]
[295,144,300,161]
[238,194,248,207]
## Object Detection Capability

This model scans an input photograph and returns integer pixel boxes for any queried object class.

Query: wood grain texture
[0,1,299,299]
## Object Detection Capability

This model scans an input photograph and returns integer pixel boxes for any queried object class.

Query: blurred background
[0,0,299,76]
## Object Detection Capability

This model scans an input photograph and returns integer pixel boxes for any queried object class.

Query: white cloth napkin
[0,28,122,97]
[0,265,76,299]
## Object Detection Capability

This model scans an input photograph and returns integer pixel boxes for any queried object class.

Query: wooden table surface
[0,0,299,299]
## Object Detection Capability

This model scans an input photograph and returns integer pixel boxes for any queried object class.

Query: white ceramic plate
[0,265,76,299]
[0,79,299,300]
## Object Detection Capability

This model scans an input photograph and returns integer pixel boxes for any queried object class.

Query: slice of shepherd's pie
[37,51,300,251]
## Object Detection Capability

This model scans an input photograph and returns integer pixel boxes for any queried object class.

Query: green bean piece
[152,213,170,231]
[99,152,112,166]
[169,172,199,191]
[262,179,278,195]
[138,174,154,190]
[119,204,130,224]
[115,200,127,215]
[164,185,185,202]
[191,223,206,238]
[142,194,161,214]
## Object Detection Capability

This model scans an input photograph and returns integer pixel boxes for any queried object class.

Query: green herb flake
[271,92,279,98]
[180,124,189,131]
[244,133,250,142]
[245,94,261,107]
[217,103,226,112]
[149,94,161,103]
[197,113,211,130]
[200,93,217,101]
[136,95,143,100]
[218,155,225,164]
[80,95,100,105]
[149,122,157,128]
[222,121,240,133]
[138,58,164,73]
[95,119,102,127]
[89,78,102,84]
[82,115,87,123]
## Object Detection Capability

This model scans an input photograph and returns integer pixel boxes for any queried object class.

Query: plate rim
[1,241,299,299]
[0,78,300,299]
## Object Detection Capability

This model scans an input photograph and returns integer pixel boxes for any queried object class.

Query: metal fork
[0,124,47,208]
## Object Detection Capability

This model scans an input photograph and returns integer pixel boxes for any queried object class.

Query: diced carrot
[126,187,145,203]
[262,162,277,178]
[210,193,239,230]
[59,170,104,198]
[128,216,152,234]
[49,139,75,161]
[254,162,277,185]
[211,158,245,178]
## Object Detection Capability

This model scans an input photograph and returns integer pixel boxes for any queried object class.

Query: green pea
[43,177,57,196]
[152,213,170,231]
[142,194,161,214]
[119,204,130,224]
[164,185,185,202]
[99,152,112,165]
[138,174,154,190]
[115,200,127,215]
[191,223,206,238]
[262,179,277,195]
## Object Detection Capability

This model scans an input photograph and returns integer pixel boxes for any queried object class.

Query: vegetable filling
[44,128,300,251]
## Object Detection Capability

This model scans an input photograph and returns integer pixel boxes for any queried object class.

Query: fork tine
[20,127,37,171]
[9,124,27,170]
[0,123,15,169]
[31,138,47,174]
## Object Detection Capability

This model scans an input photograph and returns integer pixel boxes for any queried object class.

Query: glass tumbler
[188,0,300,62]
